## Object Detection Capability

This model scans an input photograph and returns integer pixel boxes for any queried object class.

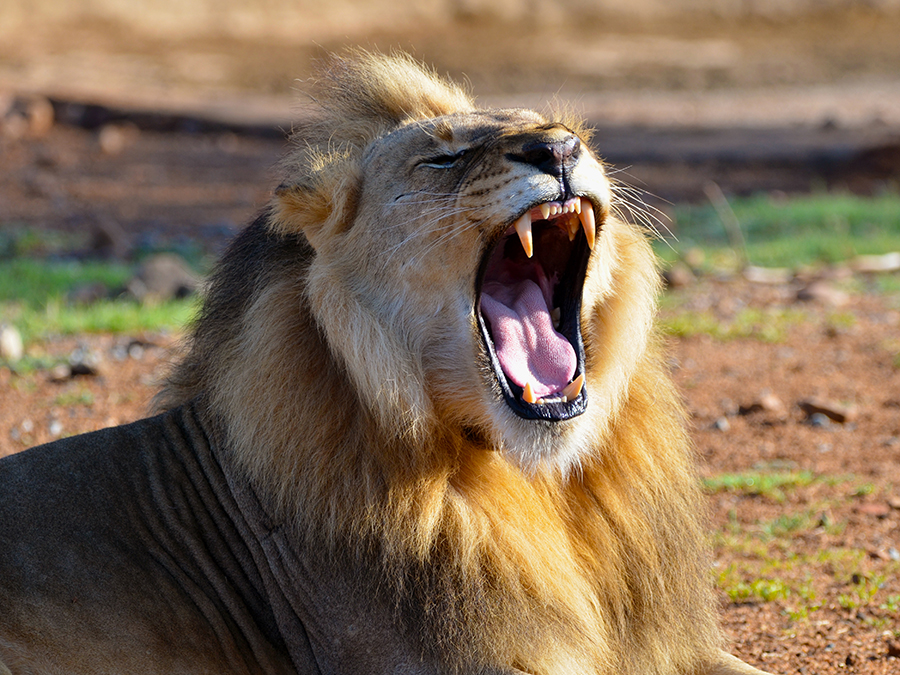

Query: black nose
[520,135,581,177]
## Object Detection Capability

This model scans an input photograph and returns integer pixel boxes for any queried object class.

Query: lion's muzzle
[477,193,595,422]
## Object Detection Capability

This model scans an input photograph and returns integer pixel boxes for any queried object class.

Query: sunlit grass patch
[0,258,199,343]
[656,191,900,270]
[659,307,808,342]
[702,470,819,501]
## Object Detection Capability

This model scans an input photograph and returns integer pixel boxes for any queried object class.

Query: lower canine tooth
[561,374,584,401]
[514,211,533,258]
[523,382,537,404]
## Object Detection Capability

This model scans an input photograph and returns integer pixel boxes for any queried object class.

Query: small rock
[856,502,891,518]
[807,413,832,428]
[744,266,792,285]
[796,280,848,307]
[48,364,72,383]
[49,420,63,437]
[127,254,199,302]
[69,346,101,377]
[852,252,900,273]
[799,398,857,424]
[98,122,138,155]
[662,263,695,289]
[712,417,730,432]
[9,95,55,136]
[888,496,900,510]
[0,324,23,361]
[888,547,900,562]
[738,393,784,416]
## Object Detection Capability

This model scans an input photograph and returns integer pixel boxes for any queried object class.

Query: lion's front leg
[703,650,772,675]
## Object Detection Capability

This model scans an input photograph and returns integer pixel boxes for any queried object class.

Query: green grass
[659,306,808,342]
[0,258,198,343]
[702,470,819,501]
[657,191,900,269]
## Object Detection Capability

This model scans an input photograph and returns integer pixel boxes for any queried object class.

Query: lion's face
[283,105,647,471]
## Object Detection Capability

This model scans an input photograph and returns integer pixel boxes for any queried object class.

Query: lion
[0,52,771,675]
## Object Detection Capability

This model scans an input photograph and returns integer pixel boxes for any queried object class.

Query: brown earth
[2,5,900,672]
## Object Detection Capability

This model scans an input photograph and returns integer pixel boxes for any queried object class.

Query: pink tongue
[481,279,576,398]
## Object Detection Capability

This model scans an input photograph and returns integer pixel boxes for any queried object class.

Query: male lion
[0,53,770,675]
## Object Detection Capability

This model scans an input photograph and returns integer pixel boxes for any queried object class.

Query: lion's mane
[157,52,721,674]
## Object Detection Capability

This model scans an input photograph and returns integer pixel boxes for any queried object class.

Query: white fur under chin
[487,401,601,475]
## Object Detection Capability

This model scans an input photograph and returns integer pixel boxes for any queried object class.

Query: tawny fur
[156,51,768,674]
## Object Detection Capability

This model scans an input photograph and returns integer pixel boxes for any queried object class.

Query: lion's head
[263,52,659,473]
[157,52,723,673]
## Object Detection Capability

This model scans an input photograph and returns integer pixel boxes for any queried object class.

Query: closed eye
[420,149,468,169]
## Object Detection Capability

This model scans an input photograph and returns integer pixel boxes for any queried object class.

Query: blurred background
[2,0,900,235]
[2,0,900,298]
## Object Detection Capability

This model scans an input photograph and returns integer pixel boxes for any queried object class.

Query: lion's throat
[481,279,576,399]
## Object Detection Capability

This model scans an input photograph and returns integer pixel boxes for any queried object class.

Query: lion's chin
[488,405,595,474]
[476,197,595,423]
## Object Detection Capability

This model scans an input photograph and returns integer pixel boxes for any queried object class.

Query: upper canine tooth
[514,211,533,258]
[561,374,584,401]
[579,198,596,249]
[539,203,551,220]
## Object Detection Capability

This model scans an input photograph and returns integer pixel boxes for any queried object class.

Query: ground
[2,4,900,672]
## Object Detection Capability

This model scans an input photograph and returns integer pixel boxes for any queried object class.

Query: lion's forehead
[378,108,556,154]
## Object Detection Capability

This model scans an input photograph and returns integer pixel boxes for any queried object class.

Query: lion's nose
[520,134,581,177]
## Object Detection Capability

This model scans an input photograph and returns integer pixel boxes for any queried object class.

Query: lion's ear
[270,151,361,250]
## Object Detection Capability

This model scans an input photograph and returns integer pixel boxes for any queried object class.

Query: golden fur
[157,52,768,674]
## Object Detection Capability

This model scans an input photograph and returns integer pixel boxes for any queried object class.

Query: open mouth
[476,196,595,421]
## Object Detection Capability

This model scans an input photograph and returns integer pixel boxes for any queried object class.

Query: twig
[703,181,748,271]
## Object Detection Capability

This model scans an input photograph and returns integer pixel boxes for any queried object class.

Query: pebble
[0,325,23,361]
[98,122,138,155]
[856,503,891,518]
[127,254,199,302]
[744,266,792,285]
[795,280,848,307]
[799,398,857,424]
[852,252,900,273]
[738,392,785,416]
[808,413,832,428]
[712,417,730,432]
[48,364,72,383]
[49,420,63,437]
[662,263,695,289]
